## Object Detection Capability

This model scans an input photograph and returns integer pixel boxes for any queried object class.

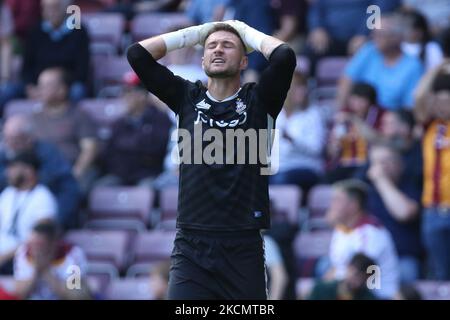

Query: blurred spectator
[366,142,422,282]
[326,83,382,182]
[99,0,184,19]
[31,67,98,192]
[0,0,91,109]
[308,253,377,300]
[414,63,450,280]
[394,283,422,300]
[305,0,401,74]
[149,260,170,300]
[272,0,307,52]
[0,0,14,114]
[0,151,57,275]
[326,179,400,299]
[400,9,444,71]
[337,14,424,110]
[414,30,450,125]
[6,0,41,43]
[402,0,450,35]
[0,115,81,229]
[97,72,172,187]
[264,234,288,300]
[186,0,229,24]
[133,0,184,15]
[271,71,326,196]
[224,0,275,81]
[378,110,423,188]
[14,220,91,300]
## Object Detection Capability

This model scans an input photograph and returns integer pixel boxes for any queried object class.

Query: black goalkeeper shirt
[127,43,296,231]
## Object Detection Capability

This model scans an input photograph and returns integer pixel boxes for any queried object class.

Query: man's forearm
[374,178,419,222]
[138,23,215,60]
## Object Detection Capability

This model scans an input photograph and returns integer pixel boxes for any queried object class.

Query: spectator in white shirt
[325,179,400,299]
[14,220,90,300]
[271,71,326,196]
[0,151,57,275]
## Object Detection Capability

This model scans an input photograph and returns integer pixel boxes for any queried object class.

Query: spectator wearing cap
[326,83,383,182]
[0,151,57,275]
[338,13,424,110]
[31,67,98,194]
[0,115,81,229]
[325,179,400,299]
[97,72,172,187]
[14,220,91,300]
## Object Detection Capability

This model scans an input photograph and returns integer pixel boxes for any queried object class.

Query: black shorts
[168,228,267,300]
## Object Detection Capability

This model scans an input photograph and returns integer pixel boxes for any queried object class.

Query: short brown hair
[203,23,246,54]
[333,179,369,210]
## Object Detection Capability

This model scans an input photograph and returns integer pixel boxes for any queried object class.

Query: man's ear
[201,56,205,70]
[240,55,248,71]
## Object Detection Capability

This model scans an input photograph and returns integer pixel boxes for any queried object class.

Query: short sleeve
[345,42,375,81]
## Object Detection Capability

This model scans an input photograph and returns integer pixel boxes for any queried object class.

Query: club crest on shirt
[196,99,211,110]
[236,98,246,115]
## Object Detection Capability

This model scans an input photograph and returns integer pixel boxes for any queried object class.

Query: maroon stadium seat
[82,13,125,55]
[293,230,332,277]
[415,281,450,300]
[131,230,176,264]
[306,184,333,230]
[87,186,154,230]
[131,13,191,41]
[159,186,179,222]
[269,185,302,225]
[78,98,127,140]
[65,230,131,271]
[316,57,348,87]
[4,100,42,118]
[105,278,154,300]
[92,55,132,94]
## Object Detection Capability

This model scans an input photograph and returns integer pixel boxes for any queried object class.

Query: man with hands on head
[127,20,296,299]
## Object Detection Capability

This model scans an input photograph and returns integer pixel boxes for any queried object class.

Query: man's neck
[383,48,402,65]
[207,77,241,102]
[344,211,364,230]
[16,181,37,191]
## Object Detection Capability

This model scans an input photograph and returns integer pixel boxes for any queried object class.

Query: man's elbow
[278,44,297,71]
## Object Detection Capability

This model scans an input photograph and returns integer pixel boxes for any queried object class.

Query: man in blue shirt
[337,13,424,110]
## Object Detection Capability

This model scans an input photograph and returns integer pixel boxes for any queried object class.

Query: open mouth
[212,58,225,64]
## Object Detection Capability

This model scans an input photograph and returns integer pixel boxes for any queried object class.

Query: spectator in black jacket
[97,72,172,187]
[1,0,90,108]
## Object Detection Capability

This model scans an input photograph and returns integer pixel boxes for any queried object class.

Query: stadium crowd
[0,0,450,300]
